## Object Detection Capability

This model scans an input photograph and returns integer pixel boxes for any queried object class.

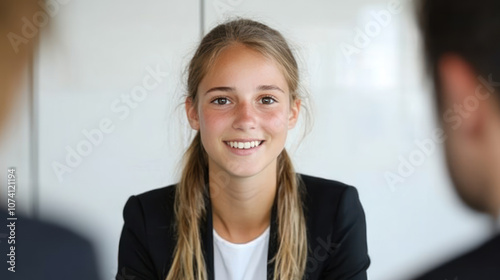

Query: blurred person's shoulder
[1,208,101,280]
[414,234,500,280]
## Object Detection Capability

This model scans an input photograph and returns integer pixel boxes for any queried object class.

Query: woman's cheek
[266,110,288,133]
[199,109,228,131]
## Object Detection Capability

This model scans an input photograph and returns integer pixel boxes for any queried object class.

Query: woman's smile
[223,140,266,156]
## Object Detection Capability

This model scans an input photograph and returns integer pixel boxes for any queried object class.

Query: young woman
[117,19,370,280]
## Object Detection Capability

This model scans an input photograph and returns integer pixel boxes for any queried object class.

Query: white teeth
[226,141,262,150]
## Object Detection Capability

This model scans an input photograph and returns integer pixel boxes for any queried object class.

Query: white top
[213,226,270,280]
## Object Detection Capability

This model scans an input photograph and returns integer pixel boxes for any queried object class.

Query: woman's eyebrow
[204,85,284,95]
[257,85,284,93]
[204,86,236,95]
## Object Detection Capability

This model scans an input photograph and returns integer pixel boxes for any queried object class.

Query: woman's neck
[208,161,277,244]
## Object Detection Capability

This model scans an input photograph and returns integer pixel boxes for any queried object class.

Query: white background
[0,0,496,279]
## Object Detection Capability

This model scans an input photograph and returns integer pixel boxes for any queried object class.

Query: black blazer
[413,233,500,280]
[116,173,370,280]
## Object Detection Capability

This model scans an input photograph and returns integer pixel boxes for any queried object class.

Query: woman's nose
[232,102,256,130]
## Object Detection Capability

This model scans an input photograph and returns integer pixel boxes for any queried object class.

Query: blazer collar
[201,181,279,280]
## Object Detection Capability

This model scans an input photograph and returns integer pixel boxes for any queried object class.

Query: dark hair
[417,0,500,107]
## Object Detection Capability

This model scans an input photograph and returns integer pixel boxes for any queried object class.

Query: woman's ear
[288,98,301,129]
[185,96,200,130]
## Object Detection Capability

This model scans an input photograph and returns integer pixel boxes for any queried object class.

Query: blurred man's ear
[437,54,489,139]
[438,55,477,105]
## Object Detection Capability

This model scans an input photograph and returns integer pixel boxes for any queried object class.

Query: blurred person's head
[418,0,500,217]
[0,0,39,134]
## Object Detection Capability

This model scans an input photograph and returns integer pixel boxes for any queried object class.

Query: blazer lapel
[202,181,215,280]
[267,199,279,279]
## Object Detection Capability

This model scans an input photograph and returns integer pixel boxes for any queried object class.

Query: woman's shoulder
[121,183,178,226]
[133,183,177,205]
[119,184,179,278]
[298,173,359,199]
[297,173,370,278]
[297,173,364,219]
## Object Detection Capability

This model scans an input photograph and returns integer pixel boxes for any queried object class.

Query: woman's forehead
[199,44,289,91]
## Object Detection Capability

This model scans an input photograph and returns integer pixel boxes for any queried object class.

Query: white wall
[1,0,495,279]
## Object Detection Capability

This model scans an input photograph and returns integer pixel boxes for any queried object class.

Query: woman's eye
[212,97,231,105]
[261,96,276,104]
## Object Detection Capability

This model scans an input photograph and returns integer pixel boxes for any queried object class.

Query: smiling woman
[117,18,370,280]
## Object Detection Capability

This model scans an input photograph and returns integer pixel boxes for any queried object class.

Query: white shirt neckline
[213,226,270,249]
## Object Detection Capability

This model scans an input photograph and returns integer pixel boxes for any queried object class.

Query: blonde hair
[167,18,310,280]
